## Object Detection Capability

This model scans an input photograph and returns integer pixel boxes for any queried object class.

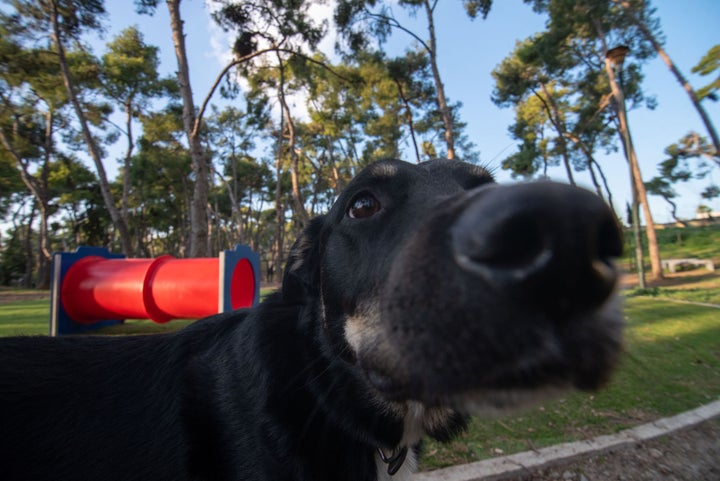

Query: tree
[647,131,719,223]
[53,1,132,255]
[493,33,618,202]
[167,0,212,257]
[50,156,113,249]
[212,0,327,228]
[613,1,719,157]
[129,103,194,256]
[135,0,330,255]
[206,100,271,247]
[613,0,720,157]
[493,35,577,184]
[335,0,489,160]
[101,26,177,231]
[0,154,23,220]
[0,34,53,286]
[603,43,662,280]
[6,0,133,255]
[134,0,215,256]
[0,19,104,286]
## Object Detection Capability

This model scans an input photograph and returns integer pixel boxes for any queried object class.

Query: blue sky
[102,0,720,223]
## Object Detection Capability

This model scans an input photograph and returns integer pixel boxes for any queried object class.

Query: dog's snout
[451,183,622,314]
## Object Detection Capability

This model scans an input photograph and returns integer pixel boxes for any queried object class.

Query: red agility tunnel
[50,245,260,335]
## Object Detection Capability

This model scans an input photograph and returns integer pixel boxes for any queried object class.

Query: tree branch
[362,10,432,53]
[192,47,354,139]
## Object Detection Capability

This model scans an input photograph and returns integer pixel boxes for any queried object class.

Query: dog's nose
[451,183,623,315]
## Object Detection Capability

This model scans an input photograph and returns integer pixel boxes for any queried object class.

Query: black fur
[0,159,623,480]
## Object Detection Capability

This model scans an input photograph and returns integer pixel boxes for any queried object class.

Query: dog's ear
[282,216,325,304]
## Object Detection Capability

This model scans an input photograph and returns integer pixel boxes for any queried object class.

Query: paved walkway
[413,399,720,481]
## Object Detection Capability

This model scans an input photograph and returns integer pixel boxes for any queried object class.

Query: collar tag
[377,446,408,476]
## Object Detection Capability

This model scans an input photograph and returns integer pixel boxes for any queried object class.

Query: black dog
[0,159,623,481]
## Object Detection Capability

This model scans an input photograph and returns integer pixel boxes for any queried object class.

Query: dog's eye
[347,193,381,219]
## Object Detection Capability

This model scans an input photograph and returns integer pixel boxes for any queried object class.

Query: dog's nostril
[597,216,624,261]
[455,213,548,272]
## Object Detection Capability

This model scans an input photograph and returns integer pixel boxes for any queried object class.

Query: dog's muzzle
[353,181,624,410]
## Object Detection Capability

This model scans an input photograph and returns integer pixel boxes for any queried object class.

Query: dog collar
[377,446,408,476]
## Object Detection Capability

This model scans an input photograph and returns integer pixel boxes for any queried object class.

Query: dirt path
[0,290,50,304]
[508,416,720,481]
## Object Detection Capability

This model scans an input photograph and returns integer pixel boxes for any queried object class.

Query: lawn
[621,224,720,273]
[1,277,719,471]
[0,288,276,337]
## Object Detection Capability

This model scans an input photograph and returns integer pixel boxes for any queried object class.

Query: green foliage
[692,44,720,102]
[7,0,106,39]
[212,0,326,58]
[0,229,30,286]
[622,224,720,275]
[647,132,718,221]
[463,0,493,20]
[494,0,658,184]
[102,27,176,106]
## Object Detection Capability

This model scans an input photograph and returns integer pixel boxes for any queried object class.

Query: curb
[413,399,720,481]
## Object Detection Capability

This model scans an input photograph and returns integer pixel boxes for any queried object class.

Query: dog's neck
[372,400,429,479]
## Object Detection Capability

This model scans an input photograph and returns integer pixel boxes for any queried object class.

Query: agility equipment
[50,245,260,336]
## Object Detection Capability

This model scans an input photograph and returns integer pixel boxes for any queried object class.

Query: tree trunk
[167,0,209,257]
[122,100,134,226]
[273,114,285,283]
[395,79,422,163]
[538,83,575,185]
[0,127,48,259]
[604,55,664,280]
[630,191,646,289]
[618,0,720,155]
[276,51,310,226]
[213,164,244,245]
[230,150,245,244]
[23,204,36,289]
[49,0,132,256]
[564,132,616,208]
[593,160,615,212]
[564,133,603,197]
[422,0,455,160]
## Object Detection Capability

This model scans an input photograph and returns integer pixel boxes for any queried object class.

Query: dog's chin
[360,364,576,418]
[448,386,572,417]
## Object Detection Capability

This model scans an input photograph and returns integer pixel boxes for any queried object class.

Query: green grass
[0,299,198,337]
[0,287,277,337]
[421,296,720,469]
[626,271,720,305]
[621,224,720,272]
[652,225,720,260]
[0,300,52,336]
